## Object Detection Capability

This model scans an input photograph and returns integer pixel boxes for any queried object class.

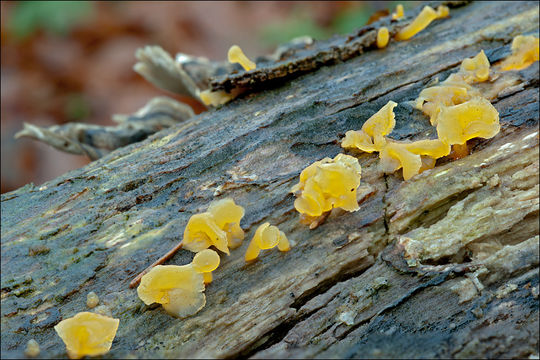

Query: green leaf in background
[9,1,93,40]
[259,11,330,47]
[331,5,373,35]
[64,93,91,122]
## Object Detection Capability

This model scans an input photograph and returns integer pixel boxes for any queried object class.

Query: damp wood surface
[1,1,539,358]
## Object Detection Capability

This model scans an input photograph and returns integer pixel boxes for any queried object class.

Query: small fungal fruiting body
[228,45,256,71]
[24,339,40,358]
[183,198,245,255]
[291,154,362,218]
[395,6,437,41]
[392,4,404,20]
[54,312,119,359]
[377,27,390,49]
[436,5,450,19]
[192,249,221,284]
[137,264,206,318]
[245,223,290,262]
[436,97,500,146]
[199,88,245,107]
[86,291,99,308]
[499,35,540,71]
[342,101,397,153]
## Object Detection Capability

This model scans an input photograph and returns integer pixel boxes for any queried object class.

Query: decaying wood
[1,1,539,358]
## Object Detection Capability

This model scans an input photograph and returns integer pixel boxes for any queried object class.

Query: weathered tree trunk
[2,1,538,358]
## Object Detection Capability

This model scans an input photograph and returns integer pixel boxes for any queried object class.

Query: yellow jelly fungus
[436,97,500,145]
[54,312,119,359]
[377,27,390,49]
[392,4,404,20]
[199,89,236,107]
[436,5,450,19]
[459,50,490,83]
[245,223,290,262]
[183,213,229,254]
[137,264,205,318]
[207,198,245,249]
[86,291,99,309]
[416,85,470,125]
[395,6,437,41]
[292,154,362,217]
[403,139,451,159]
[341,101,397,152]
[228,45,256,71]
[25,339,40,358]
[500,35,540,71]
[362,101,397,138]
[192,249,220,284]
[379,141,422,181]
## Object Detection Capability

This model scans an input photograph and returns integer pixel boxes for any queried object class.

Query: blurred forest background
[1,1,418,193]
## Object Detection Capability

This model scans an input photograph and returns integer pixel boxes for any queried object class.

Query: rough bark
[1,1,539,358]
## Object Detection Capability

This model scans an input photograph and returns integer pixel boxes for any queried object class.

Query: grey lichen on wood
[1,1,539,359]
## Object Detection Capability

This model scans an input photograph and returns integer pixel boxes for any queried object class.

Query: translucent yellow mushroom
[207,198,245,249]
[377,27,390,49]
[395,6,437,41]
[436,97,500,145]
[137,264,205,318]
[192,249,220,284]
[86,291,99,309]
[183,213,230,254]
[54,312,119,359]
[292,154,362,217]
[499,35,540,71]
[459,50,490,83]
[245,223,290,262]
[228,45,256,71]
[436,5,450,19]
[392,4,404,20]
[416,85,470,125]
[25,339,40,358]
[341,101,397,152]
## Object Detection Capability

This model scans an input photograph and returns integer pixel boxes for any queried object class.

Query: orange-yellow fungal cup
[137,265,206,318]
[435,5,450,19]
[292,154,362,217]
[182,198,245,255]
[500,35,540,71]
[392,4,404,20]
[436,97,500,145]
[228,45,256,71]
[245,223,290,262]
[54,312,119,359]
[342,101,397,152]
[192,249,220,284]
[395,6,437,41]
[377,27,390,49]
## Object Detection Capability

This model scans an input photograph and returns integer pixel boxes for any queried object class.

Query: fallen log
[1,1,538,358]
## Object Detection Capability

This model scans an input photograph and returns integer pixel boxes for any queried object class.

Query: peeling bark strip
[1,1,539,359]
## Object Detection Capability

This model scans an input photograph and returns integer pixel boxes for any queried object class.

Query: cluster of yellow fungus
[343,48,501,180]
[499,35,540,71]
[342,101,451,180]
[228,44,256,71]
[54,312,120,359]
[395,5,449,41]
[291,154,362,218]
[245,223,290,262]
[183,198,245,255]
[377,27,390,49]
